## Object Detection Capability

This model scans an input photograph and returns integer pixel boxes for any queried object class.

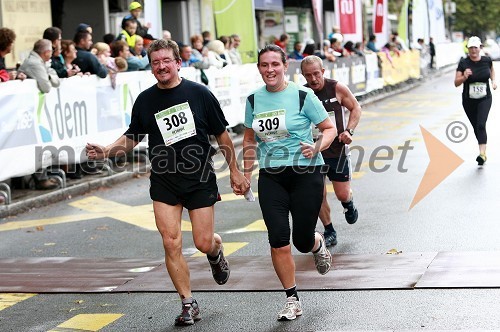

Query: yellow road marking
[0,293,36,311]
[0,214,105,232]
[191,242,249,257]
[48,313,123,332]
[224,219,267,233]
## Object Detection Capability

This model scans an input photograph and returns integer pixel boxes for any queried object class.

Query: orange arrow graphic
[409,126,464,210]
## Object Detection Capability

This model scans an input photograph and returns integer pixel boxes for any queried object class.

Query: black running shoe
[476,154,487,166]
[207,245,230,285]
[342,200,358,224]
[324,229,338,247]
[174,300,201,326]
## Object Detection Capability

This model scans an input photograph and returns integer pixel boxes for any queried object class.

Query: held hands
[338,130,353,144]
[230,171,250,196]
[85,143,106,160]
[300,141,317,159]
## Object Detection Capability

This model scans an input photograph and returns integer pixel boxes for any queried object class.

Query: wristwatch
[346,128,354,136]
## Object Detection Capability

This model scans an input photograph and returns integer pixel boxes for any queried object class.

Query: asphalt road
[1,66,500,331]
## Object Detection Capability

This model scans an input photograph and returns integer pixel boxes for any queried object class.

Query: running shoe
[207,245,230,285]
[342,199,358,224]
[324,228,338,247]
[277,296,303,321]
[476,154,487,166]
[313,232,332,275]
[174,300,201,326]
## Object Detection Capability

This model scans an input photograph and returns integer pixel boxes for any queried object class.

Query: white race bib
[469,82,487,99]
[155,102,196,146]
[312,111,335,139]
[252,109,289,142]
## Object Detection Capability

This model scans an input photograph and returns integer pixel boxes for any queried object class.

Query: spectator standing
[202,31,212,46]
[60,40,83,77]
[0,27,26,82]
[73,31,108,78]
[288,41,304,60]
[43,27,66,78]
[179,43,199,68]
[117,19,138,49]
[218,35,233,65]
[274,33,290,52]
[131,35,147,58]
[18,39,60,190]
[110,40,149,71]
[121,2,150,37]
[229,34,242,65]
[328,25,343,43]
[18,39,60,93]
[189,34,210,69]
[366,35,379,52]
[205,40,227,68]
[162,30,172,41]
[429,37,436,69]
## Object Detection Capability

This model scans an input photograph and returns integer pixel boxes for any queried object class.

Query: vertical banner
[213,0,258,63]
[397,0,409,48]
[428,0,446,43]
[144,0,163,39]
[411,0,429,46]
[372,0,388,49]
[311,0,324,44]
[334,0,363,43]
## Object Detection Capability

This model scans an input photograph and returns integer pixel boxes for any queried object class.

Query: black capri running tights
[258,166,324,252]
[463,96,492,145]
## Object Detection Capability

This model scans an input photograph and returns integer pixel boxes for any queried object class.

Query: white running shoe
[313,232,332,275]
[277,296,303,321]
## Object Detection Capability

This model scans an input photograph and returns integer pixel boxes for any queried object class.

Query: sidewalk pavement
[0,66,455,219]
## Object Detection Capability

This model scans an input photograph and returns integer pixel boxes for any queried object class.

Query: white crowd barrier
[0,43,463,183]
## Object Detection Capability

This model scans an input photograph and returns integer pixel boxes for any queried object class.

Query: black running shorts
[324,156,351,182]
[149,171,220,210]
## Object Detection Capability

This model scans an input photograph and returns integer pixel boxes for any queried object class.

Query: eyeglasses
[151,58,177,67]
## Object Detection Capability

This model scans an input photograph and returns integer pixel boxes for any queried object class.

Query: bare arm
[86,135,138,160]
[491,65,497,90]
[454,68,472,87]
[242,128,257,182]
[215,130,250,195]
[337,82,362,144]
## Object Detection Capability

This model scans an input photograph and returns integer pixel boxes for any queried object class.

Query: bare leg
[153,201,192,299]
[271,245,296,289]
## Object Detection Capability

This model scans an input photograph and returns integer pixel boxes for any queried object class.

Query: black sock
[207,249,220,262]
[324,223,335,233]
[313,240,323,254]
[285,285,299,300]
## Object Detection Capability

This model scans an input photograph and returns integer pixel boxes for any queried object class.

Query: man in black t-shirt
[86,39,249,327]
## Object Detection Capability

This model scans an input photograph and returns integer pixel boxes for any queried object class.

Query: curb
[0,66,454,218]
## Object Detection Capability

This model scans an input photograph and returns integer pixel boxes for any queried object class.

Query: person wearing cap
[454,36,497,166]
[121,2,151,38]
[76,23,92,34]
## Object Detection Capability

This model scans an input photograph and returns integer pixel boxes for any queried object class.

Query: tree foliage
[388,0,500,38]
[451,0,500,38]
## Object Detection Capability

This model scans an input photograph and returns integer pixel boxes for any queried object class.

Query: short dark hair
[73,30,90,45]
[110,40,128,58]
[0,27,16,52]
[43,27,62,42]
[147,39,181,64]
[257,44,287,66]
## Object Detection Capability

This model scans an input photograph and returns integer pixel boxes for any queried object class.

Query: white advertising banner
[428,0,447,43]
